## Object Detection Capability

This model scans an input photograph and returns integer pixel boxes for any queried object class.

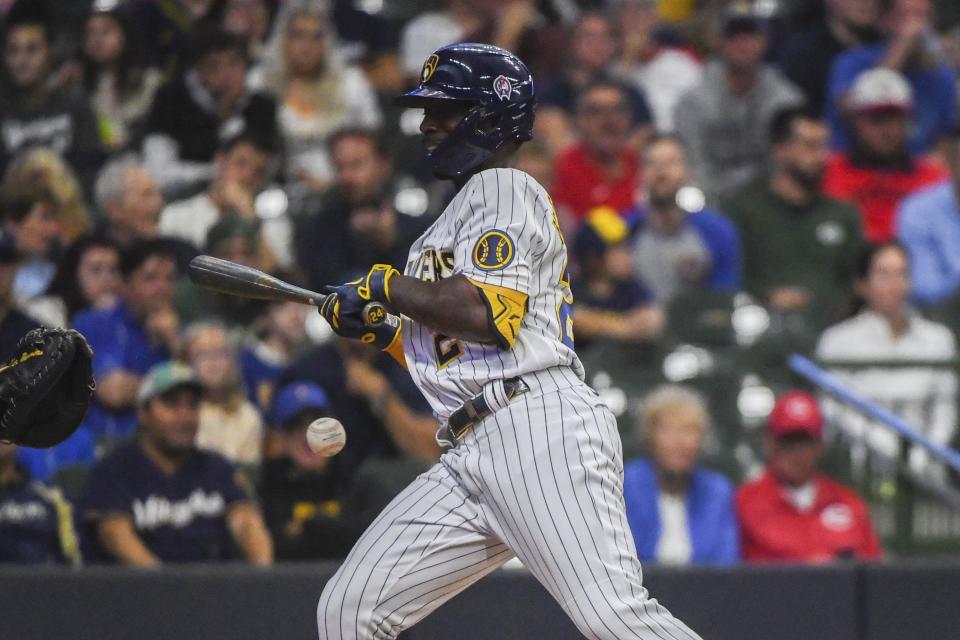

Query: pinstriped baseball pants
[317,367,701,640]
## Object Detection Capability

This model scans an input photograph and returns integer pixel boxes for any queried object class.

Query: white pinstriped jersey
[401,167,583,420]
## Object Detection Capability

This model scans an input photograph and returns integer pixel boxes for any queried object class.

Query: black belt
[445,377,526,442]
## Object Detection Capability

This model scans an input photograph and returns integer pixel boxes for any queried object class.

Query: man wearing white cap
[824,67,946,241]
[826,0,957,155]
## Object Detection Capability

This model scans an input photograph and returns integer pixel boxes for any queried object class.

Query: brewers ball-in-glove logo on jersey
[473,230,515,270]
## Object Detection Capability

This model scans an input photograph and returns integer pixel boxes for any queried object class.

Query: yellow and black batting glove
[356,264,399,305]
[319,280,402,351]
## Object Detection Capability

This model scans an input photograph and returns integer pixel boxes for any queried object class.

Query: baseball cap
[721,2,766,37]
[766,391,823,439]
[847,68,913,113]
[572,206,629,262]
[270,382,331,427]
[137,362,204,405]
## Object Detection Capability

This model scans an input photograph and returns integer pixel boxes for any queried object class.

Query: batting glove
[319,279,401,350]
[354,264,398,305]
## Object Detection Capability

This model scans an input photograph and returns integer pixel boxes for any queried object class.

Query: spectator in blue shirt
[624,385,740,566]
[72,239,181,443]
[0,442,81,565]
[826,0,957,155]
[80,362,272,565]
[626,134,742,304]
[897,128,960,304]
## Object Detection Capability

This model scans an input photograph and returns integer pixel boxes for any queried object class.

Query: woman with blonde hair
[622,384,739,566]
[182,322,264,467]
[3,147,92,243]
[256,0,381,189]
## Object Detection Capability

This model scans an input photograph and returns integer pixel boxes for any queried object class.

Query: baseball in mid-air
[306,417,346,457]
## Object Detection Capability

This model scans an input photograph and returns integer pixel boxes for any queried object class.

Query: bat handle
[361,301,400,329]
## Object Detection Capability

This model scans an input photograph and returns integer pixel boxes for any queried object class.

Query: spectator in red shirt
[736,390,882,563]
[824,67,946,241]
[552,80,641,228]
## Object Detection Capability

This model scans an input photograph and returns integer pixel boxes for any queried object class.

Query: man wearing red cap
[735,390,882,562]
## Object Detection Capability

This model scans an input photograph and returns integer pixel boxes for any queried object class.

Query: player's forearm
[389,275,496,344]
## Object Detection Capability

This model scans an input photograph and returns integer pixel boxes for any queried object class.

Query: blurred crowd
[1,0,959,567]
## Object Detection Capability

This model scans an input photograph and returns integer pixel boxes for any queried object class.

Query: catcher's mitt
[0,327,95,448]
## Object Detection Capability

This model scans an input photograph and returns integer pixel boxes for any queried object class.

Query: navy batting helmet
[396,43,535,179]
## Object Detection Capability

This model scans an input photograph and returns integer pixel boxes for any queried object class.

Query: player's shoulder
[466,167,551,203]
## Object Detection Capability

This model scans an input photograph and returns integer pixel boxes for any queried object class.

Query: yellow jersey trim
[467,278,528,350]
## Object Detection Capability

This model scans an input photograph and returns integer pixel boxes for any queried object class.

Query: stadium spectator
[570,207,663,349]
[776,0,882,116]
[513,139,554,193]
[222,0,273,63]
[552,81,642,224]
[627,134,741,303]
[826,0,957,155]
[175,216,264,328]
[93,155,198,274]
[0,1,104,192]
[612,0,703,132]
[624,385,739,566]
[239,300,308,413]
[142,28,278,194]
[80,362,273,565]
[158,132,279,264]
[29,235,122,328]
[815,241,956,475]
[73,239,180,444]
[80,2,164,152]
[0,241,38,364]
[536,12,653,154]
[131,0,222,75]
[3,147,92,245]
[0,442,81,565]
[0,177,61,303]
[399,0,485,82]
[94,156,162,247]
[673,2,803,201]
[722,107,863,320]
[736,391,883,562]
[293,128,430,291]
[259,381,352,560]
[257,0,380,190]
[824,68,947,241]
[183,322,264,466]
[896,128,960,304]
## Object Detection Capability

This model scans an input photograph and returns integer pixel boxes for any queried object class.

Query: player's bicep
[466,278,528,350]
[454,171,543,295]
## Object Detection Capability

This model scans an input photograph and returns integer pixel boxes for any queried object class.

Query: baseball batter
[316,43,701,640]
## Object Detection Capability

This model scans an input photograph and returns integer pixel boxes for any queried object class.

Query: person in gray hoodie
[673,3,803,202]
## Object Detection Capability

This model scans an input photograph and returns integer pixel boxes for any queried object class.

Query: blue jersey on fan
[0,465,81,565]
[73,302,170,442]
[80,442,251,563]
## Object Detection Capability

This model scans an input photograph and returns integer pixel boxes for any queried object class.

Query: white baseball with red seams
[306,417,346,457]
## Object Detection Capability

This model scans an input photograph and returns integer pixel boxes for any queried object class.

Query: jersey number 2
[434,334,463,369]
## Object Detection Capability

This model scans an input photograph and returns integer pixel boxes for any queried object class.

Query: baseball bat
[188,255,396,329]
